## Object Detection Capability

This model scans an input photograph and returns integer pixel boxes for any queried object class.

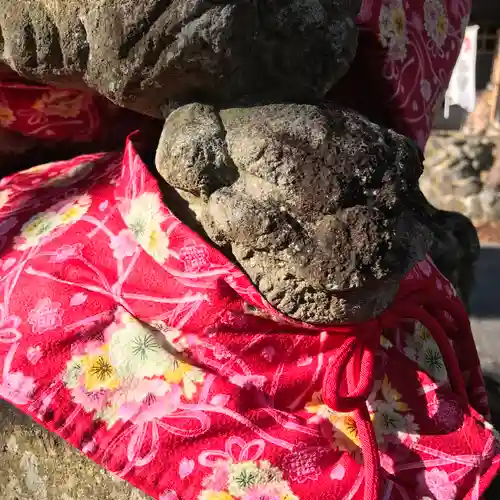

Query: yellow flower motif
[164,359,205,399]
[305,392,362,452]
[123,192,170,264]
[305,391,332,419]
[164,360,193,384]
[424,0,449,49]
[0,106,15,126]
[21,162,57,175]
[199,492,234,500]
[380,335,393,349]
[59,197,90,224]
[80,346,121,392]
[391,7,405,38]
[366,374,418,443]
[0,189,11,210]
[32,90,84,118]
[381,376,409,412]
[18,211,60,248]
[16,195,91,249]
[379,0,407,61]
[436,13,447,38]
[330,413,361,449]
[146,225,170,263]
[416,322,432,341]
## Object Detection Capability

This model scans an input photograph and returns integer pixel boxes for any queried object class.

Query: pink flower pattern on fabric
[0,1,497,499]
[0,137,497,500]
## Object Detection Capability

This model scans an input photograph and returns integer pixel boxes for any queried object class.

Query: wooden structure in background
[489,32,500,126]
[486,33,500,189]
[463,31,500,135]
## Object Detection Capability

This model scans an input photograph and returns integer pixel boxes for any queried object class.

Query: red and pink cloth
[2,1,500,499]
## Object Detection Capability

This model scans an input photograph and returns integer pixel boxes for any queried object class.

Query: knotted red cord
[321,288,471,500]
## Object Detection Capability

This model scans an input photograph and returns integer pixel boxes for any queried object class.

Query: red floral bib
[0,137,498,500]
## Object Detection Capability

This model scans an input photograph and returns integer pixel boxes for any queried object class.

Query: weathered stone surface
[156,103,433,323]
[481,188,500,220]
[421,132,500,223]
[0,0,360,118]
[486,136,500,189]
[425,207,480,306]
[464,195,484,222]
[0,400,149,500]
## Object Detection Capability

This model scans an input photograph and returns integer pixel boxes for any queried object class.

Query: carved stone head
[0,0,447,324]
[0,0,361,116]
[156,103,433,323]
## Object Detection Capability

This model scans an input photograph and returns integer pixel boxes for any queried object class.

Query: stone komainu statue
[0,0,479,321]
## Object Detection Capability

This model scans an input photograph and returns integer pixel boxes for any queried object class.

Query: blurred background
[421,5,500,456]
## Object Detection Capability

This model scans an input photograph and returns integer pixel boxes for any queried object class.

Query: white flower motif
[484,421,500,442]
[404,322,448,383]
[16,211,60,250]
[63,357,84,389]
[420,340,446,381]
[119,377,172,404]
[108,315,173,378]
[229,374,267,390]
[379,0,407,61]
[372,402,407,438]
[396,413,420,444]
[228,460,283,497]
[15,195,91,250]
[27,297,63,334]
[123,192,170,263]
[424,0,449,50]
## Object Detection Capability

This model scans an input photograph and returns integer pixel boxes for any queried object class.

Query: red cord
[321,288,473,500]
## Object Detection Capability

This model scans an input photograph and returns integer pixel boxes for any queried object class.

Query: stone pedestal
[0,401,148,500]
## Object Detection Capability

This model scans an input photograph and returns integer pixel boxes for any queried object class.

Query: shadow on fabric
[470,245,500,319]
